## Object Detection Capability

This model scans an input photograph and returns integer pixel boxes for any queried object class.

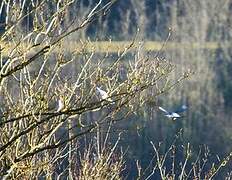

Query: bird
[57,97,64,112]
[96,87,113,102]
[159,105,187,120]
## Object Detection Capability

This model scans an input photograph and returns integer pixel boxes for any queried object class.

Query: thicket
[0,0,231,179]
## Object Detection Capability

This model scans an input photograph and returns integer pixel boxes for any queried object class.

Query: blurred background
[1,0,232,178]
[73,0,232,178]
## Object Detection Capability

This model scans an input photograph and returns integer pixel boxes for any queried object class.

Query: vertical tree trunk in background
[132,0,147,40]
[68,119,73,180]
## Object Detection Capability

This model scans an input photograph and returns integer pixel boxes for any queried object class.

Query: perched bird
[57,97,64,112]
[96,87,113,102]
[159,105,187,120]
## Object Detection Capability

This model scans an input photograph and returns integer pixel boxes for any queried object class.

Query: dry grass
[0,41,220,56]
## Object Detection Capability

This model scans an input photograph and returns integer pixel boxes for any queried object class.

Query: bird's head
[181,105,188,110]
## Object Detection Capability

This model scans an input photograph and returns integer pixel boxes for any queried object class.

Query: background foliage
[0,0,232,179]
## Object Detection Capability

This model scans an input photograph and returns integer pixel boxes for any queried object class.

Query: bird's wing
[159,106,169,114]
[96,87,101,93]
[96,87,109,99]
[57,99,64,112]
[97,87,106,95]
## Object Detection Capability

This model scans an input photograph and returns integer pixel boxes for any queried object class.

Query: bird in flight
[159,105,187,120]
[96,87,113,102]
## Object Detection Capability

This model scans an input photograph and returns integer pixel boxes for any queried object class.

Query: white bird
[57,98,64,112]
[96,87,113,102]
[159,105,187,120]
